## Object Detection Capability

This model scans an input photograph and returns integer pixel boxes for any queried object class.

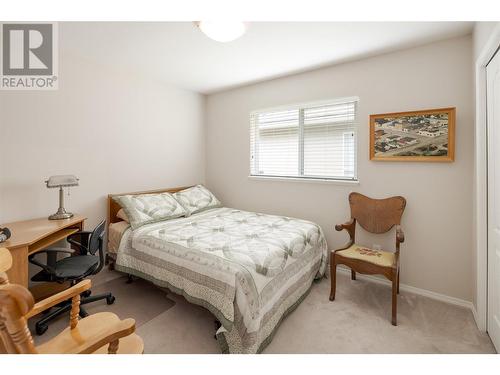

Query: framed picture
[370,107,455,162]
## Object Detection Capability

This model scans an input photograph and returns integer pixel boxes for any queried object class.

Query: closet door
[487,48,500,352]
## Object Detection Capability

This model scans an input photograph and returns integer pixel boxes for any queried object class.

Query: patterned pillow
[173,185,221,216]
[113,192,187,230]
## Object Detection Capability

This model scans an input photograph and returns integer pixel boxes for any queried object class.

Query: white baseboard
[336,267,474,311]
[471,306,480,328]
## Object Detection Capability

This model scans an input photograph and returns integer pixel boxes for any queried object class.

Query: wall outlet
[372,244,382,251]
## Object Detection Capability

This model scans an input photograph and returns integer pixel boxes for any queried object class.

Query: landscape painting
[370,107,455,162]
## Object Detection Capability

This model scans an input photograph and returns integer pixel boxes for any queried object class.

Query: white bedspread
[115,207,327,353]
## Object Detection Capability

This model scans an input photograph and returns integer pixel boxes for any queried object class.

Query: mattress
[107,221,130,254]
[114,207,328,353]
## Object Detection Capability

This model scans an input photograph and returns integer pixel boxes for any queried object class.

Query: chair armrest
[37,315,137,354]
[334,218,356,249]
[68,231,92,254]
[33,248,75,255]
[396,225,405,243]
[68,231,93,237]
[335,218,355,232]
[67,238,87,252]
[26,279,92,318]
[72,318,136,354]
[28,248,75,274]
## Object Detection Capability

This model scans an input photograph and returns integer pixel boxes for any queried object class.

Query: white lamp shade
[196,21,247,43]
[46,175,79,188]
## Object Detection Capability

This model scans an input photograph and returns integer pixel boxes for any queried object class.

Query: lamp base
[49,187,74,220]
[48,211,74,220]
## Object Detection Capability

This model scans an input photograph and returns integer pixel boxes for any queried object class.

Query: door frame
[475,23,500,332]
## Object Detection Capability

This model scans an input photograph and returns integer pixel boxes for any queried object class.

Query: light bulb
[196,21,247,43]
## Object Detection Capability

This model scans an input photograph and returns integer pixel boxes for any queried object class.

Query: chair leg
[34,302,72,335]
[397,269,400,294]
[391,273,398,326]
[80,292,116,306]
[351,270,356,280]
[329,255,337,301]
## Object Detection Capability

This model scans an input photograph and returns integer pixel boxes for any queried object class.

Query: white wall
[205,36,474,302]
[471,21,500,316]
[0,49,205,229]
[474,22,499,61]
[0,32,475,303]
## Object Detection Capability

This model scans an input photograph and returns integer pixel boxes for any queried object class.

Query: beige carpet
[31,268,495,354]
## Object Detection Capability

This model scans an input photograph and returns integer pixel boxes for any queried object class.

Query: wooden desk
[0,215,86,288]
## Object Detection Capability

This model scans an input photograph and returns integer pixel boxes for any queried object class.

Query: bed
[106,186,328,354]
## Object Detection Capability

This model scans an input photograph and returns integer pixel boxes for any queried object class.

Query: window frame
[249,96,359,182]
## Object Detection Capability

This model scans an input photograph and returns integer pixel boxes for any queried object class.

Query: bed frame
[105,185,193,269]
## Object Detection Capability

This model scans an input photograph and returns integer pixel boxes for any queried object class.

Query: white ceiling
[61,22,473,94]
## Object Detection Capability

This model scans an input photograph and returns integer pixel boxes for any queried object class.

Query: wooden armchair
[329,192,406,325]
[0,247,144,354]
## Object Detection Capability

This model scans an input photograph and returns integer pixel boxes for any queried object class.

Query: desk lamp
[45,175,79,220]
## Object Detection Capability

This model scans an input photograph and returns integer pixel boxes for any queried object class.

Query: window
[250,97,358,181]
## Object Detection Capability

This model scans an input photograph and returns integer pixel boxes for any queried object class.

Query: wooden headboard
[107,186,193,228]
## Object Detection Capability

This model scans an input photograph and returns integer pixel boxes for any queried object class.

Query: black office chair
[28,220,115,335]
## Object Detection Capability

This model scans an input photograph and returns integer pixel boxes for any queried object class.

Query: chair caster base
[107,295,116,305]
[36,323,48,336]
[214,320,221,339]
[79,308,89,318]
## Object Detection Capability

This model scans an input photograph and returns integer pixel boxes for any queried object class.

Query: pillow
[113,192,187,230]
[173,185,221,216]
[116,208,129,223]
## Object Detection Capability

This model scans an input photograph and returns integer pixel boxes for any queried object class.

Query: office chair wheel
[81,290,92,298]
[36,323,48,336]
[106,295,116,305]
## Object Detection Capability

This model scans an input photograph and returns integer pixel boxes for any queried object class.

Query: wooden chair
[0,247,144,354]
[329,192,406,325]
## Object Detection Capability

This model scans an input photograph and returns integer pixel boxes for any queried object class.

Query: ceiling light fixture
[195,21,247,43]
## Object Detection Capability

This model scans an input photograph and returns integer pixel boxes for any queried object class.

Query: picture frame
[369,107,456,162]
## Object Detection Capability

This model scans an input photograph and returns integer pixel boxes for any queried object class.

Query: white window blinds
[250,98,358,181]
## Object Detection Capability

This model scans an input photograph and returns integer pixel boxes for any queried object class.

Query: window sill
[248,175,359,186]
